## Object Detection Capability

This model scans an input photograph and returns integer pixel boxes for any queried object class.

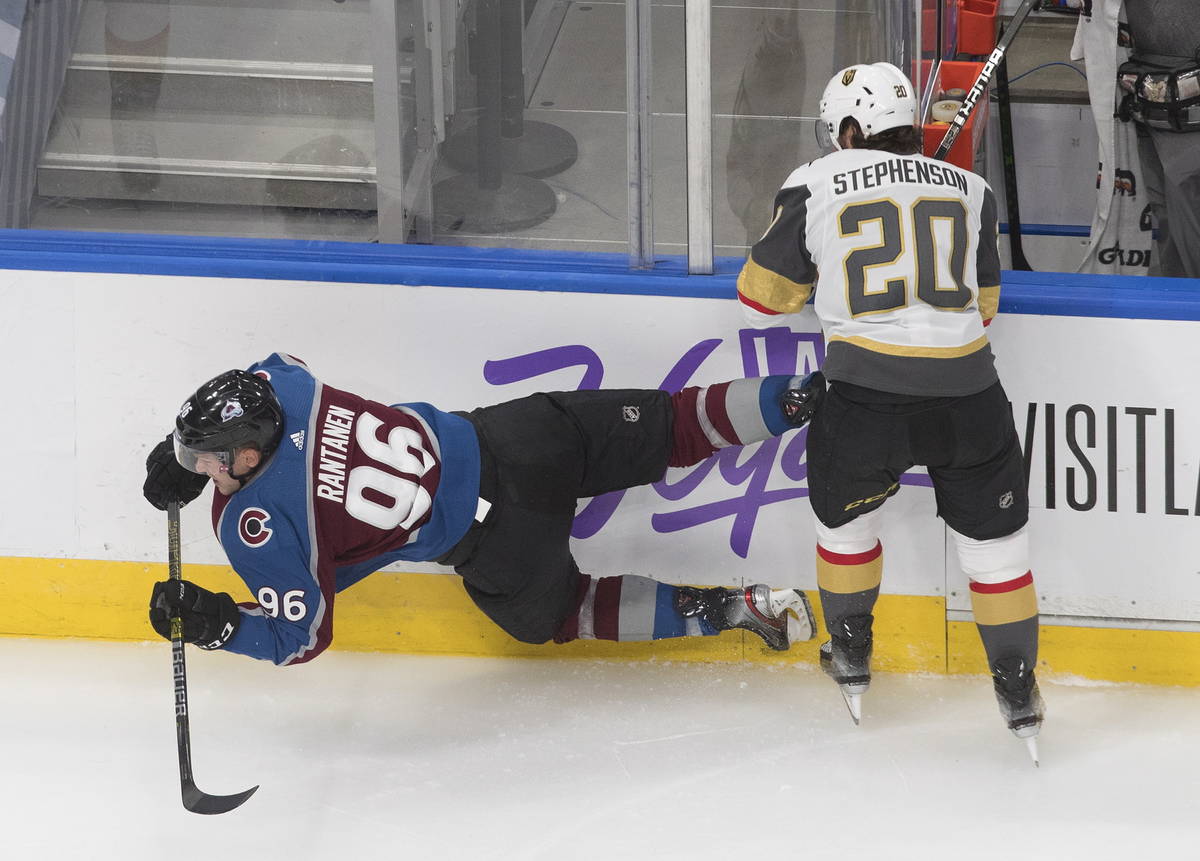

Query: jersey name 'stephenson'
[831,157,969,195]
[737,147,1002,398]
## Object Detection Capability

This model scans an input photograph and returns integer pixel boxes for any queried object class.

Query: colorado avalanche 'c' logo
[221,399,244,422]
[238,507,273,548]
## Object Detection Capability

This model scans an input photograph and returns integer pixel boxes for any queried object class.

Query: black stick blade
[182,781,259,815]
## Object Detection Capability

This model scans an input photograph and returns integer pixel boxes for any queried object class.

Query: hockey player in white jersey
[737,62,1044,760]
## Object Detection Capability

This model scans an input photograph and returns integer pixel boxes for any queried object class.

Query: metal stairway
[37,0,397,214]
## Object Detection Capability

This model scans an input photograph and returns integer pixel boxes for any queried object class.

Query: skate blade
[1024,735,1040,767]
[1011,721,1040,739]
[839,689,862,725]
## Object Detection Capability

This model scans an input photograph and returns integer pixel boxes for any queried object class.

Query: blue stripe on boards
[0,229,1198,321]
[1000,223,1091,237]
[0,229,738,300]
[998,269,1200,321]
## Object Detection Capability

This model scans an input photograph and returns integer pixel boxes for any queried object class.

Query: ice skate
[991,655,1045,766]
[820,614,874,724]
[676,584,815,650]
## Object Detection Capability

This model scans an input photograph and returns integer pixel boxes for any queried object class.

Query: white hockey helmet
[818,62,918,151]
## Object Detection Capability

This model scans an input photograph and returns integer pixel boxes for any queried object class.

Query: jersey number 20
[839,198,970,316]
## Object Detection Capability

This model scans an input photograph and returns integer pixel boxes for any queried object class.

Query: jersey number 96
[257,587,307,621]
[345,412,436,531]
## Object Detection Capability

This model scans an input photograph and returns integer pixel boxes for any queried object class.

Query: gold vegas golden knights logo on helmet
[842,69,856,86]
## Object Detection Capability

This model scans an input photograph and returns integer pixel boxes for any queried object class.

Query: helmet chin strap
[214,463,245,492]
[220,447,271,489]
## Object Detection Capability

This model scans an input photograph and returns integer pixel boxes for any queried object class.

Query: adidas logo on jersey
[290,431,305,451]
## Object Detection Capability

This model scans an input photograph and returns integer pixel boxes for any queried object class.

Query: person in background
[1119,0,1200,277]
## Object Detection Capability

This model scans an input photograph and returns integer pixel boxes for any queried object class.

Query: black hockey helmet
[173,369,284,474]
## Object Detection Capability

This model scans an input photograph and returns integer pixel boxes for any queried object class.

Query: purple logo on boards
[482,328,931,558]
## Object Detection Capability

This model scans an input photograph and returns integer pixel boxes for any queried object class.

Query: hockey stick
[994,25,1033,270]
[167,500,258,815]
[933,0,1042,161]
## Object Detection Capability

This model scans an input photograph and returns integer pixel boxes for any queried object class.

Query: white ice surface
[4,637,1199,860]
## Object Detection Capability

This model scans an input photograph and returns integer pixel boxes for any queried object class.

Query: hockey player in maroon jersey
[736,62,1044,760]
[142,353,823,667]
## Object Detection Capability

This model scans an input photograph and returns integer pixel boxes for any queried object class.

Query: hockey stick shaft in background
[994,25,1033,270]
[167,500,258,815]
[933,0,1042,161]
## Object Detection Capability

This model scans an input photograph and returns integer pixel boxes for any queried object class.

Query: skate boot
[676,584,815,650]
[992,655,1045,765]
[820,614,874,724]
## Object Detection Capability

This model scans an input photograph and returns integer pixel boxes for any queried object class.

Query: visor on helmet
[815,119,838,154]
[173,430,231,475]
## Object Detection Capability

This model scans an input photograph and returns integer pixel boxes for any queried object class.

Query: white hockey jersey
[737,147,1003,397]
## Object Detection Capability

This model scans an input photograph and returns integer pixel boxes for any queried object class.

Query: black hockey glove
[143,434,210,511]
[149,579,241,650]
[780,371,826,428]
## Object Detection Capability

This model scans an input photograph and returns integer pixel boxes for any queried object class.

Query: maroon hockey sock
[668,375,799,467]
